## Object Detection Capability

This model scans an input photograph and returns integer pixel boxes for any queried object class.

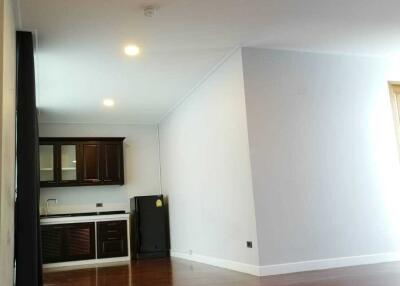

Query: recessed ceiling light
[124,45,140,56]
[103,99,115,107]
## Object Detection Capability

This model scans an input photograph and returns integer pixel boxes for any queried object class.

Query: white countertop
[40,213,130,225]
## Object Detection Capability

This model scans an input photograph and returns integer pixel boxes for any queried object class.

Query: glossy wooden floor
[43,258,400,286]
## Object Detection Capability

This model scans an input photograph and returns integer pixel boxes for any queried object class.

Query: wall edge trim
[171,251,400,277]
[259,252,400,276]
[170,251,260,276]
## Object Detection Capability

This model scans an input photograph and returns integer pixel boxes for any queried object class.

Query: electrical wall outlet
[96,203,103,207]
[246,241,253,248]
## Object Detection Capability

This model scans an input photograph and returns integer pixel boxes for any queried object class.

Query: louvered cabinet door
[65,223,95,261]
[42,225,65,263]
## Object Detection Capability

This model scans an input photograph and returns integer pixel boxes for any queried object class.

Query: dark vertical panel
[131,196,170,259]
[82,143,101,182]
[97,221,128,258]
[65,223,95,261]
[103,143,121,182]
[15,31,43,286]
[41,225,64,263]
[137,197,168,251]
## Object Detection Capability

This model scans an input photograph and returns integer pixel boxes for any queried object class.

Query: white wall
[37,47,400,276]
[242,47,400,266]
[0,0,16,284]
[159,49,260,270]
[39,123,161,214]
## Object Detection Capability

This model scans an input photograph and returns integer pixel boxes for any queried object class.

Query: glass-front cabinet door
[39,144,56,185]
[60,144,78,183]
[39,142,80,186]
[39,137,125,187]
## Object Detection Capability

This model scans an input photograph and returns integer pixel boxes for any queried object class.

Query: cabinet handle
[106,222,120,227]
[103,179,112,182]
[107,230,118,233]
[85,179,100,182]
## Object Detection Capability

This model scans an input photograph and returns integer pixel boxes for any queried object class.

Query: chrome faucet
[46,199,58,216]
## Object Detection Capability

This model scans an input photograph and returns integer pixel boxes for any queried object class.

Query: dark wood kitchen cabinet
[39,137,125,188]
[102,142,124,184]
[81,142,102,184]
[97,220,128,258]
[42,223,95,263]
[41,224,64,263]
[65,223,96,261]
[39,144,58,186]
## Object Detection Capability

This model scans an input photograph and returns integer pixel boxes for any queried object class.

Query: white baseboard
[259,252,400,276]
[170,251,260,276]
[171,251,400,277]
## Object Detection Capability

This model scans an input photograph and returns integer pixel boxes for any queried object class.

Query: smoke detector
[144,6,157,17]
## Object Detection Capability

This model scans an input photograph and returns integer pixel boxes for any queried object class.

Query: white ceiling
[18,0,400,124]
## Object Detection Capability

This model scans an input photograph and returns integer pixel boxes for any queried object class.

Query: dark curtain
[15,31,43,286]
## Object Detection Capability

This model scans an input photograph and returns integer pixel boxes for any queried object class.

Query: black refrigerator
[131,195,170,259]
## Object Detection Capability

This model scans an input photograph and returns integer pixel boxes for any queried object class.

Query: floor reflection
[43,258,400,286]
[44,259,173,286]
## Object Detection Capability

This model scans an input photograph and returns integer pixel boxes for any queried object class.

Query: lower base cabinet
[42,223,95,263]
[42,220,128,264]
[41,225,64,263]
[97,221,128,258]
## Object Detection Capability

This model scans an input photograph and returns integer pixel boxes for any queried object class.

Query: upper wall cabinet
[102,142,124,184]
[60,144,78,182]
[39,138,125,188]
[81,141,102,184]
[39,144,57,185]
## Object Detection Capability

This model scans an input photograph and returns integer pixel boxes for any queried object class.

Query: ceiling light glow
[124,45,140,56]
[103,99,115,107]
